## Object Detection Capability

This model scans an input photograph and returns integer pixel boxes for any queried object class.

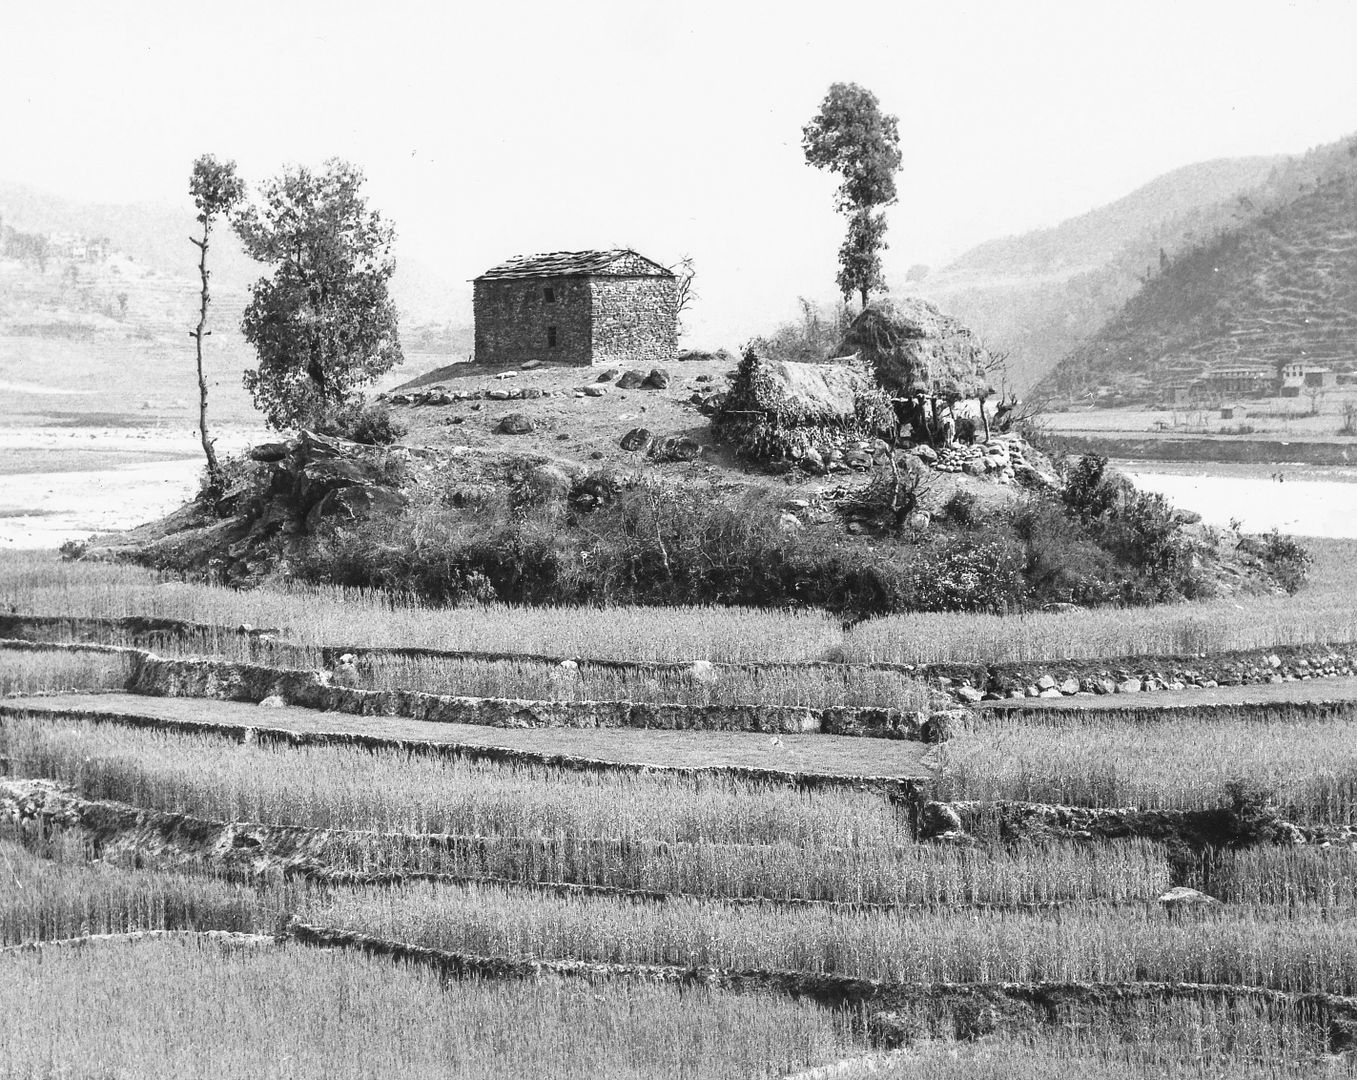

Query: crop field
[4,547,1357,1076]
[5,538,1357,666]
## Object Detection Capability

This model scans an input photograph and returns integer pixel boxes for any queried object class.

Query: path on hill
[1,693,934,779]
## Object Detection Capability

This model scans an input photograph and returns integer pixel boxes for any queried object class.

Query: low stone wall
[937,799,1356,848]
[944,642,1357,702]
[977,697,1357,726]
[8,612,1357,707]
[123,653,937,740]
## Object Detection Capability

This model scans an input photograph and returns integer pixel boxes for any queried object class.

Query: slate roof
[476,249,673,280]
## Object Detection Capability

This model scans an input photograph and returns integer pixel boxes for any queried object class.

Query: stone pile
[385,385,552,406]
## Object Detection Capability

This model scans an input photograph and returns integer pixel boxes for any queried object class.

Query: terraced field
[4,550,1357,1077]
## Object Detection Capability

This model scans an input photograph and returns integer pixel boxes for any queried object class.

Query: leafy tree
[234,159,402,430]
[189,154,246,488]
[802,82,903,309]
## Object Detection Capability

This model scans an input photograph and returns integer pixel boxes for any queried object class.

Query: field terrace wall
[283,925,1357,1056]
[11,614,1357,703]
[120,653,937,740]
[0,702,928,794]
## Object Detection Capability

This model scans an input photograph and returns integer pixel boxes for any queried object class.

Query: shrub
[942,489,980,527]
[1261,530,1311,594]
[313,399,407,446]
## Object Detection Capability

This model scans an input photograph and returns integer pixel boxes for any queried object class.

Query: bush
[313,399,407,446]
[941,490,980,527]
[1261,529,1310,594]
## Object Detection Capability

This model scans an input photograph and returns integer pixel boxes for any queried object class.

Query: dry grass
[937,709,1357,824]
[0,936,863,1080]
[1,717,1173,906]
[0,837,292,945]
[312,881,1357,994]
[0,646,134,696]
[8,539,1357,670]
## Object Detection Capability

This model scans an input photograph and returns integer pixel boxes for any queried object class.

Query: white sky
[2,0,1356,345]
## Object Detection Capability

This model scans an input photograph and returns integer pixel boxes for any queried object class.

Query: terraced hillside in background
[1043,137,1357,401]
[4,548,1357,1077]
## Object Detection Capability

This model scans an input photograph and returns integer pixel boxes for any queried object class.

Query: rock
[962,460,985,476]
[590,450,605,460]
[1036,674,1057,691]
[581,385,607,397]
[1038,688,1063,698]
[619,428,653,453]
[1058,678,1081,696]
[486,389,511,400]
[686,660,718,684]
[526,464,573,502]
[520,360,542,370]
[496,413,535,435]
[649,437,702,463]
[258,695,286,708]
[844,450,873,470]
[778,512,803,532]
[911,445,938,465]
[1042,602,1078,614]
[1116,678,1143,694]
[1267,654,1282,669]
[922,709,966,742]
[641,367,671,389]
[918,801,964,839]
[1025,685,1041,698]
[520,387,544,399]
[249,442,290,463]
[558,659,579,672]
[954,684,985,704]
[1157,886,1220,912]
[616,370,646,390]
[800,447,826,474]
[597,368,620,382]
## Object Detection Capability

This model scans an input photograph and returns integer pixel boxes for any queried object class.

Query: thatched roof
[837,297,991,399]
[713,348,895,463]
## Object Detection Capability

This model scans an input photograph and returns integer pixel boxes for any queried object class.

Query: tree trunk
[191,219,220,489]
[979,396,991,442]
[859,286,869,311]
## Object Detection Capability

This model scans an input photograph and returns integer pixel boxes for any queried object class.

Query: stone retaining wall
[122,653,937,740]
[0,701,926,792]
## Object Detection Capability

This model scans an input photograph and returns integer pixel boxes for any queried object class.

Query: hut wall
[473,276,593,366]
[590,276,678,368]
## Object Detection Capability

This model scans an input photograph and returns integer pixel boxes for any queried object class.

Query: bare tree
[188,155,245,489]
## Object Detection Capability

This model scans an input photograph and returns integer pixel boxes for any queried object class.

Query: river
[1118,461,1357,538]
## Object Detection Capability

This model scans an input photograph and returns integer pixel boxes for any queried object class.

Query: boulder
[1116,678,1143,694]
[497,413,535,435]
[520,360,543,370]
[642,368,671,389]
[486,389,511,401]
[581,385,607,397]
[619,428,653,453]
[911,444,938,465]
[596,368,620,382]
[649,437,702,463]
[1058,678,1081,695]
[918,801,964,839]
[1036,674,1057,691]
[954,684,984,704]
[1157,886,1220,913]
[616,370,646,390]
[777,512,803,532]
[800,447,826,474]
[525,464,573,502]
[249,442,290,463]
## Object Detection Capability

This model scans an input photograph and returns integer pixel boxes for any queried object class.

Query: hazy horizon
[3,0,1356,346]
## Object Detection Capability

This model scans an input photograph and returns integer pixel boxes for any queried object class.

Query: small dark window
[547,326,558,347]
[543,287,555,303]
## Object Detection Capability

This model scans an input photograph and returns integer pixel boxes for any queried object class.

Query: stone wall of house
[473,277,593,366]
[590,276,678,368]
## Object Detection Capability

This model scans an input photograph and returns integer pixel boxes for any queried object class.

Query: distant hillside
[1040,136,1357,401]
[914,155,1289,390]
[0,180,466,335]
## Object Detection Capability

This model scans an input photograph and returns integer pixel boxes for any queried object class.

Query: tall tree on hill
[188,154,245,489]
[802,82,903,310]
[233,159,402,431]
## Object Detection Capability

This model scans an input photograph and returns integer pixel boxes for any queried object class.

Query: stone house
[473,249,677,367]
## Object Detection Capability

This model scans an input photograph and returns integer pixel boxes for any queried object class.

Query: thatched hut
[837,297,991,401]
[713,347,894,464]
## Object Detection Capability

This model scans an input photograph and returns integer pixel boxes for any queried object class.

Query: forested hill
[913,155,1285,391]
[1039,136,1357,401]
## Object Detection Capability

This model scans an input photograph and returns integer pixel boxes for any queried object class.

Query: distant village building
[473,249,677,367]
[1280,363,1338,396]
[1204,364,1271,396]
